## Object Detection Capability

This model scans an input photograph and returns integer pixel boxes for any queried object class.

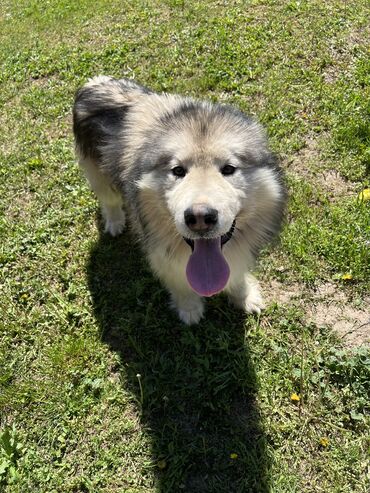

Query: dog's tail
[73,76,150,159]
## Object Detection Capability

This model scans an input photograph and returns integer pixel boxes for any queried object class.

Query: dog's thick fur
[73,76,286,324]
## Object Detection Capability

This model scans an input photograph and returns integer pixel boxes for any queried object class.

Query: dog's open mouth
[183,220,236,251]
[183,220,236,297]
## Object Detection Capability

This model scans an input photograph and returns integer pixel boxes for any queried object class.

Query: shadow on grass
[87,230,271,493]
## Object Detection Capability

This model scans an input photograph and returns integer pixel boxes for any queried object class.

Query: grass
[0,0,369,491]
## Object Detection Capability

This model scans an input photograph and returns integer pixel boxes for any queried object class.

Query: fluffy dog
[73,76,286,324]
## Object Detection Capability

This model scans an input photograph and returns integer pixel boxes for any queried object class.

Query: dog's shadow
[87,227,271,492]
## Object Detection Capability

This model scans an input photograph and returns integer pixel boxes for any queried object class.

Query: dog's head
[136,101,285,252]
[134,100,286,296]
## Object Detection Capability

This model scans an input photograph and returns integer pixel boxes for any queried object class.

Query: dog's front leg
[226,272,265,315]
[169,287,205,325]
[148,250,205,325]
[161,275,204,325]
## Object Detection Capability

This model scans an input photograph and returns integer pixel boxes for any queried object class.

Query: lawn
[0,1,369,492]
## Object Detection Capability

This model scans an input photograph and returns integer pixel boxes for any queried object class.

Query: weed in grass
[0,426,24,486]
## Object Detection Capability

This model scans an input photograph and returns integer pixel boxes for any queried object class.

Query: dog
[73,76,286,324]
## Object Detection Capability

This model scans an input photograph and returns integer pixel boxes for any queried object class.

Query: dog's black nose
[184,204,218,232]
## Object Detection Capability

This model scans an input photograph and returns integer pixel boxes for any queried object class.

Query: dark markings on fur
[161,102,209,137]
[154,153,174,170]
[73,78,152,160]
[73,105,128,160]
[160,100,254,130]
[159,100,199,127]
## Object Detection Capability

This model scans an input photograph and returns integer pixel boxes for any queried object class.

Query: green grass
[1,1,369,491]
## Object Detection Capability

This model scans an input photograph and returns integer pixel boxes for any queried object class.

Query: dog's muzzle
[184,219,236,251]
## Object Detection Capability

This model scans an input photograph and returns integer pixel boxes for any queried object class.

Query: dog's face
[165,154,244,242]
[136,104,283,251]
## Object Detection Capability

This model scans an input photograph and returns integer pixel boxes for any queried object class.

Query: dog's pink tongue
[186,238,230,297]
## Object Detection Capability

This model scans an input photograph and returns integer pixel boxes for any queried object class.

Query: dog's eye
[172,166,187,178]
[221,164,236,176]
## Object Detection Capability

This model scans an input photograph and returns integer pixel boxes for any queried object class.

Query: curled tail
[73,76,150,160]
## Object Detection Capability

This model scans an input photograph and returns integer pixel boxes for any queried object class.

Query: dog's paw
[244,295,265,314]
[171,297,204,325]
[229,283,265,315]
[244,285,265,314]
[178,306,204,325]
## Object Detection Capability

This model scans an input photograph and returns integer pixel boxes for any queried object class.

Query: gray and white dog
[73,76,286,324]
